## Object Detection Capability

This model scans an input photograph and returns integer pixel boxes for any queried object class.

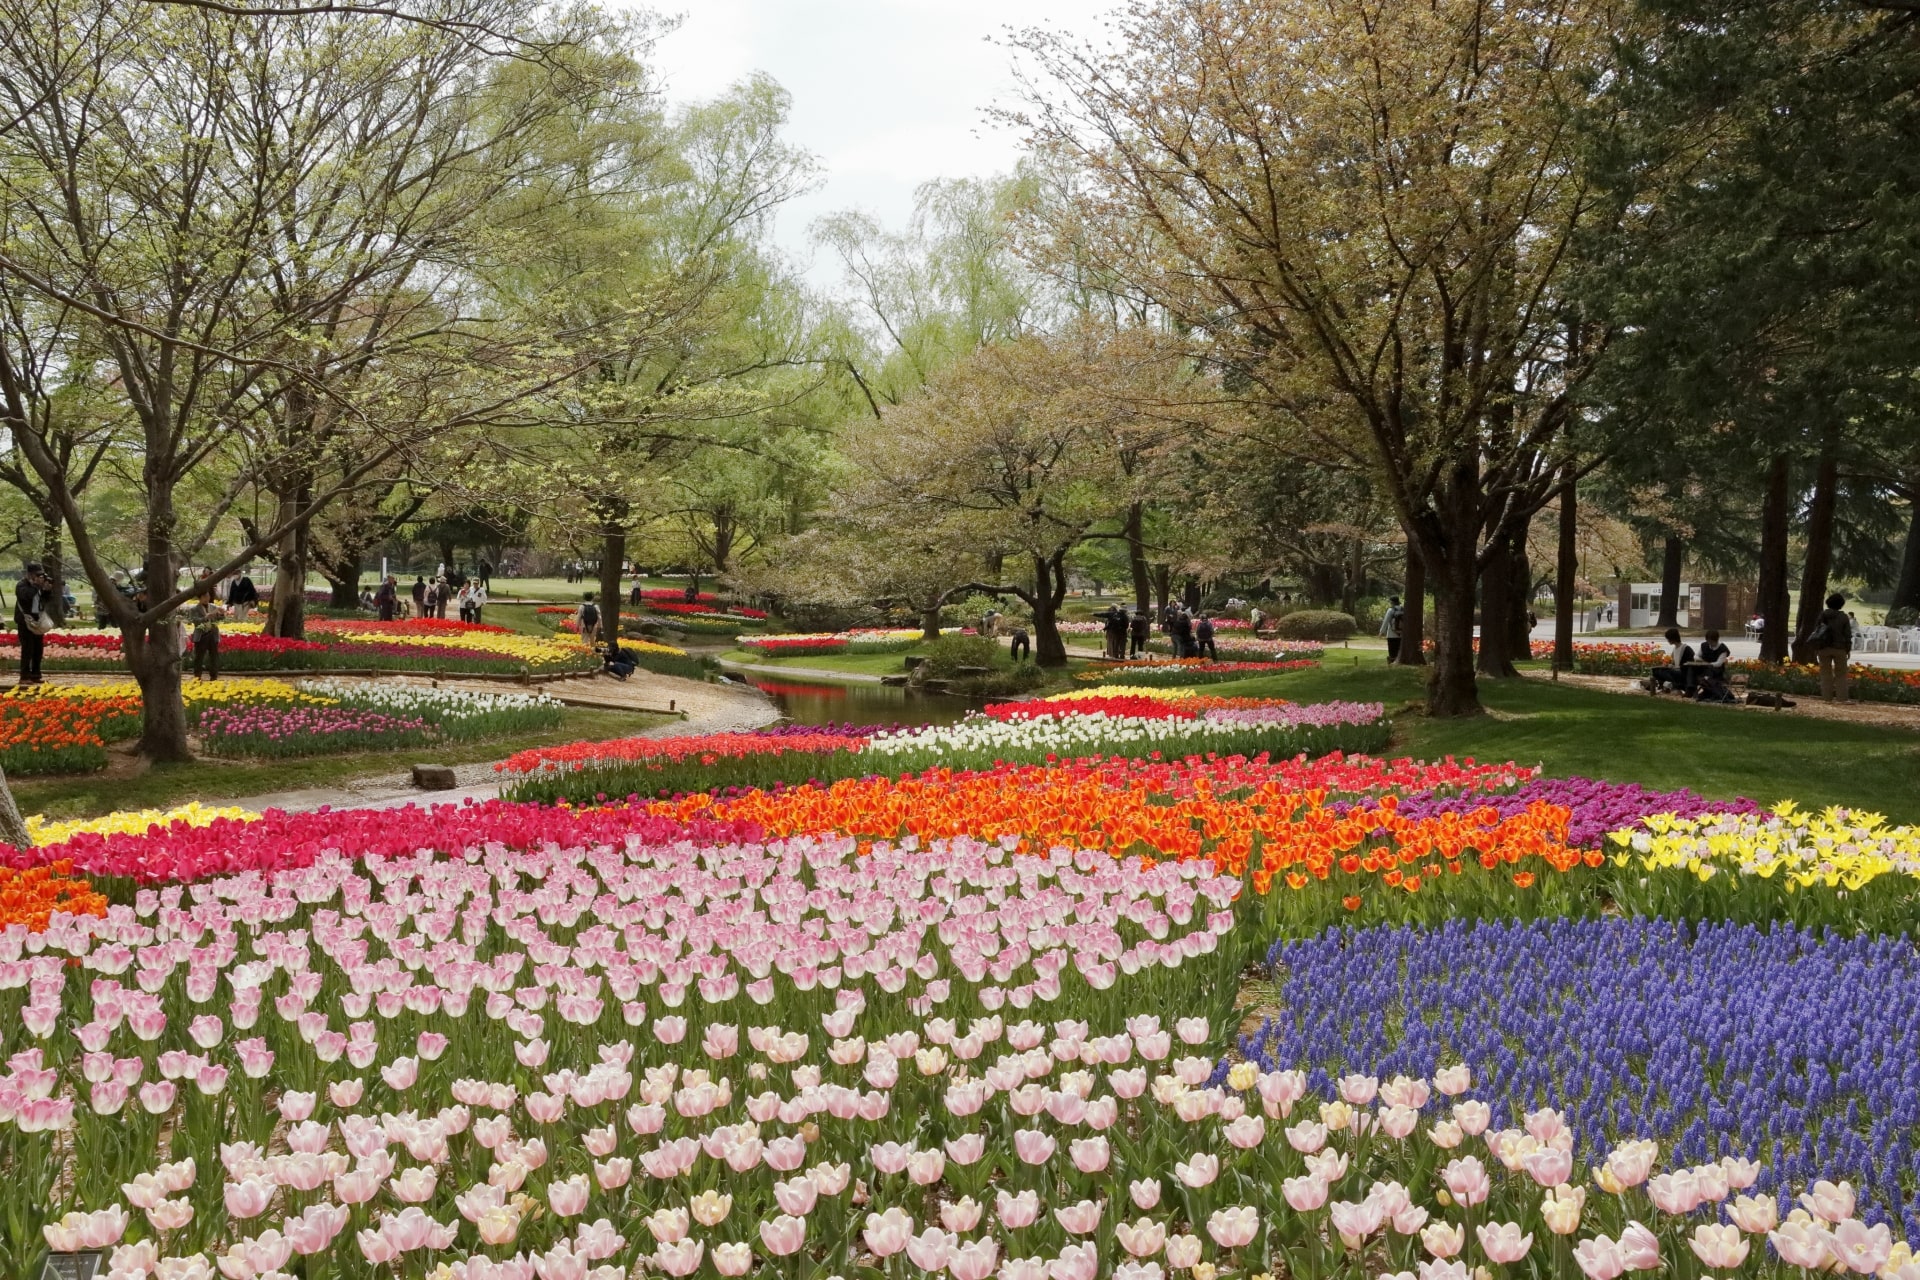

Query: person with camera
[13,562,55,685]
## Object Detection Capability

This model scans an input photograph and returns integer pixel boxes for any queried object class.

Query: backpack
[580,603,599,628]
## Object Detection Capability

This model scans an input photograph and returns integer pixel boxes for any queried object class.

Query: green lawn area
[14,706,669,821]
[1195,658,1920,820]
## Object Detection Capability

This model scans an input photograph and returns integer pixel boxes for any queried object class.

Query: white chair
[1861,625,1891,654]
[1901,628,1920,656]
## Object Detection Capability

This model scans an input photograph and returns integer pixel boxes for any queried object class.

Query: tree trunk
[1398,544,1425,666]
[1341,538,1363,617]
[1894,495,1920,613]
[39,511,65,625]
[1554,476,1577,671]
[1427,536,1482,715]
[1505,541,1532,658]
[1125,502,1150,613]
[921,590,944,642]
[1655,535,1684,628]
[437,539,456,572]
[1182,575,1201,611]
[1476,533,1519,678]
[1151,564,1170,617]
[1789,445,1841,663]
[1031,552,1069,667]
[598,528,626,642]
[0,766,30,851]
[1757,453,1792,664]
[266,487,311,639]
[326,554,362,609]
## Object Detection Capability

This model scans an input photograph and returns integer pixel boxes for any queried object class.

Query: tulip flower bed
[1244,916,1920,1243]
[24,803,256,848]
[1081,661,1319,687]
[1151,637,1325,662]
[0,691,142,773]
[3,826,1909,1280]
[501,701,1394,805]
[738,630,928,657]
[296,681,565,743]
[195,704,435,758]
[1391,778,1763,851]
[0,861,105,930]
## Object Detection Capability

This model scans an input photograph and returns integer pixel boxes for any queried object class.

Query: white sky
[643,0,1119,288]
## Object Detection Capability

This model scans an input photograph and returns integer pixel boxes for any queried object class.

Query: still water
[735,674,987,727]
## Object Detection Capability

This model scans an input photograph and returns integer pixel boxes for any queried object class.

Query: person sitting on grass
[1646,627,1694,694]
[1693,629,1733,702]
[603,636,635,681]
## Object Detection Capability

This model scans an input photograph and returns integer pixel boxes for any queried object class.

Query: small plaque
[40,1252,104,1280]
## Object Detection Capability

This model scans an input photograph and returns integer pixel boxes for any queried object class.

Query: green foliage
[919,634,1003,676]
[1275,610,1356,642]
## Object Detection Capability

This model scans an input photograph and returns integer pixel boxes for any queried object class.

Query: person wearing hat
[13,563,53,685]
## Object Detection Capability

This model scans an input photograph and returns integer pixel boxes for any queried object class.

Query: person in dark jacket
[13,562,52,684]
[1129,608,1150,658]
[410,576,427,619]
[1170,608,1195,658]
[1806,592,1854,703]
[375,575,399,622]
[1195,613,1217,661]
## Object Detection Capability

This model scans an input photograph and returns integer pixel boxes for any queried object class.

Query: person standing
[1171,607,1195,659]
[1195,613,1217,661]
[187,592,222,680]
[469,580,487,624]
[1103,606,1126,660]
[1380,595,1405,664]
[13,563,52,685]
[375,575,398,622]
[576,592,601,648]
[434,576,451,619]
[1806,592,1854,703]
[477,558,492,590]
[1129,608,1150,658]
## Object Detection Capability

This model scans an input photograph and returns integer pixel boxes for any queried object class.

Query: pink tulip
[760,1214,807,1257]
[1174,1152,1218,1188]
[1337,1073,1379,1105]
[1282,1175,1328,1212]
[1802,1180,1857,1224]
[909,1149,947,1186]
[775,1175,819,1217]
[765,1136,808,1171]
[1048,1243,1098,1280]
[1053,1201,1101,1235]
[655,1239,705,1277]
[950,1238,1000,1280]
[1164,1234,1202,1269]
[1069,1136,1110,1173]
[1441,1156,1490,1207]
[1207,1206,1258,1249]
[224,1177,275,1220]
[1476,1221,1533,1265]
[1329,1199,1385,1245]
[908,1227,957,1271]
[1572,1235,1625,1280]
[1418,1262,1469,1280]
[1523,1147,1574,1188]
[941,1197,983,1233]
[328,1078,364,1107]
[865,1207,915,1258]
[1829,1220,1892,1274]
[997,1190,1039,1230]
[945,1133,987,1165]
[549,1174,589,1217]
[1616,1221,1662,1272]
[1013,1129,1056,1165]
[1727,1193,1778,1234]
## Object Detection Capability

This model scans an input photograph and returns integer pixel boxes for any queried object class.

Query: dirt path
[201,669,778,814]
[1523,667,1920,731]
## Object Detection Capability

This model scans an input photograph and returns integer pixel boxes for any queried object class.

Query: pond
[733,673,988,727]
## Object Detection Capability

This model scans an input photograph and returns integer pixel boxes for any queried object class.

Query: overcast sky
[644,0,1118,287]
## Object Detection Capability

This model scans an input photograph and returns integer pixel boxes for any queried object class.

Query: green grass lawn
[13,707,669,821]
[1193,659,1920,820]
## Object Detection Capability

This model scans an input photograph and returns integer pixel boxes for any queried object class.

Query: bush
[1886,605,1919,628]
[920,634,1004,677]
[947,663,1048,696]
[1275,609,1357,641]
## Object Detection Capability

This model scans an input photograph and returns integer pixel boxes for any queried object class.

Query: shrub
[1275,609,1357,641]
[920,633,1003,676]
[947,663,1048,696]
[1886,605,1919,628]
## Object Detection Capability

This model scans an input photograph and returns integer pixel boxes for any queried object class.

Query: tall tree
[1015,0,1618,714]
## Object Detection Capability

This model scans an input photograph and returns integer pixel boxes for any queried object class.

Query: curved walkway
[209,669,778,814]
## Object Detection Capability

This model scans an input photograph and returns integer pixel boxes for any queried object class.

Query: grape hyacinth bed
[1243,917,1920,1240]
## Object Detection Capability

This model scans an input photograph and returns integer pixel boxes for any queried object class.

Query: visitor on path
[1806,592,1854,703]
[477,559,492,590]
[1196,613,1217,660]
[469,582,486,624]
[576,593,601,648]
[1129,608,1150,658]
[187,596,222,680]
[375,575,398,621]
[456,582,475,623]
[225,570,258,620]
[1249,605,1265,634]
[1647,627,1694,695]
[1009,625,1031,662]
[1103,606,1127,659]
[411,576,426,619]
[603,636,635,681]
[434,576,452,619]
[1380,596,1405,664]
[1170,607,1195,658]
[14,562,53,685]
[1694,629,1733,702]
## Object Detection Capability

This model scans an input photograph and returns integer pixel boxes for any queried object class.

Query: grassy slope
[14,707,668,821]
[1188,657,1920,820]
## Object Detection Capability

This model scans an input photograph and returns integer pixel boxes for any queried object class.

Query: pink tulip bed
[2,752,1917,1280]
[194,704,435,758]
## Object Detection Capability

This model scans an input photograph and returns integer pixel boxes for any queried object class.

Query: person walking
[456,582,474,624]
[576,592,601,648]
[469,581,487,624]
[1129,608,1150,658]
[1805,592,1855,703]
[410,576,426,619]
[1380,595,1405,664]
[1103,606,1127,660]
[13,562,53,685]
[1195,613,1217,661]
[1170,607,1195,659]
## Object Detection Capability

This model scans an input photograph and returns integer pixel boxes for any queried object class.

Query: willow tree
[1014,0,1620,714]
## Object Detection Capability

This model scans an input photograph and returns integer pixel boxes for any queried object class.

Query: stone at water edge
[411,764,457,790]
